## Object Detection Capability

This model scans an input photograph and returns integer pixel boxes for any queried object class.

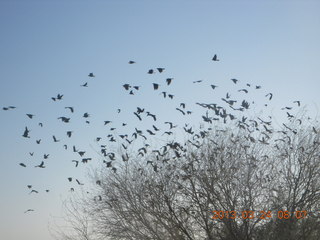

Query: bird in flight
[24,209,34,213]
[22,127,30,138]
[128,60,136,64]
[265,93,273,100]
[238,89,248,93]
[88,72,95,77]
[35,161,45,168]
[65,107,74,113]
[293,101,301,107]
[157,68,165,73]
[52,94,63,101]
[53,135,60,142]
[211,85,218,90]
[26,114,34,119]
[166,78,173,85]
[81,82,88,87]
[123,84,131,90]
[212,54,219,61]
[193,80,203,83]
[231,79,238,84]
[148,69,154,74]
[153,83,159,90]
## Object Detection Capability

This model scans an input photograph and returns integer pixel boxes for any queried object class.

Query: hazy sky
[1,1,320,240]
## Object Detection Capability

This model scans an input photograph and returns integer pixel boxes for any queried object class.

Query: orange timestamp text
[211,210,307,220]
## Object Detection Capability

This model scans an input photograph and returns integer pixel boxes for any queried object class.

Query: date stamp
[211,210,307,220]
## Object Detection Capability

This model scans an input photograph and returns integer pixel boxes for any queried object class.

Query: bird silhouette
[153,83,159,90]
[65,107,74,113]
[238,89,248,93]
[212,54,219,61]
[168,94,174,99]
[19,163,26,167]
[146,112,157,121]
[134,112,142,121]
[123,84,131,90]
[265,93,273,100]
[166,78,173,85]
[26,114,34,119]
[231,79,238,84]
[88,72,95,77]
[35,161,45,168]
[148,69,154,74]
[58,117,70,123]
[36,139,41,144]
[157,68,165,73]
[293,101,301,107]
[76,179,84,185]
[22,127,30,138]
[68,177,72,182]
[53,135,59,142]
[193,80,203,83]
[66,131,72,138]
[81,82,88,87]
[164,121,176,129]
[211,85,218,90]
[24,209,34,213]
[128,60,135,64]
[176,108,185,115]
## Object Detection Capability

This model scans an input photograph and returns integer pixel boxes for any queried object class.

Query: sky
[0,1,320,239]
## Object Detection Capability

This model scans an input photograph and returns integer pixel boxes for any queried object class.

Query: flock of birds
[2,53,315,214]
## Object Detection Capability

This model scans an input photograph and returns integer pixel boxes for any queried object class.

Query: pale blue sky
[0,1,320,239]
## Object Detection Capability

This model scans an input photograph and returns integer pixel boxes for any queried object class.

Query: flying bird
[157,68,165,73]
[265,93,273,100]
[231,79,238,84]
[81,82,88,87]
[193,80,203,83]
[166,78,173,85]
[65,107,74,113]
[293,101,301,107]
[128,60,136,64]
[22,127,30,138]
[26,114,34,119]
[176,108,185,115]
[24,209,34,213]
[212,54,219,61]
[53,135,59,142]
[153,83,159,90]
[88,72,95,77]
[211,85,218,90]
[76,179,84,185]
[148,69,154,74]
[35,161,45,168]
[134,112,142,121]
[123,84,131,90]
[238,89,248,93]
